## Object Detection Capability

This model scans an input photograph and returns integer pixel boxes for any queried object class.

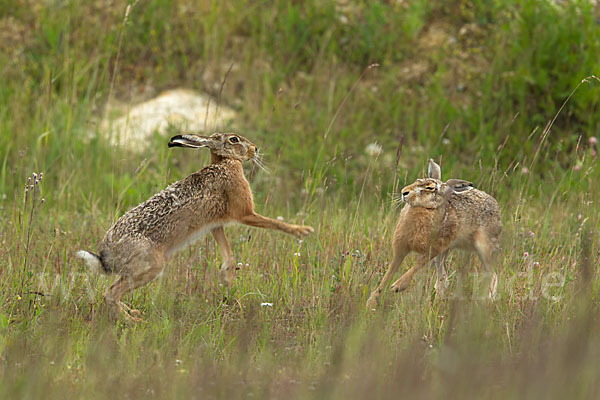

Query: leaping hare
[77,132,314,321]
[366,159,502,310]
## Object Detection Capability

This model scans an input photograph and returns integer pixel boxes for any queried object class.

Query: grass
[1,0,599,398]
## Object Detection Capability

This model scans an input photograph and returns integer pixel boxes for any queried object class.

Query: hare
[77,132,314,321]
[366,159,502,310]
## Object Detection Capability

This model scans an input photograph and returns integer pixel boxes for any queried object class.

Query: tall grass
[0,0,599,398]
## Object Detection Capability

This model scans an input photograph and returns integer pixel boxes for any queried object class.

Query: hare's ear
[168,134,217,149]
[428,158,441,180]
[438,182,454,198]
[445,179,473,193]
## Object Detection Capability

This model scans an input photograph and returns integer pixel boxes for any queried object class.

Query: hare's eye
[425,186,435,191]
[402,191,410,196]
[229,136,239,144]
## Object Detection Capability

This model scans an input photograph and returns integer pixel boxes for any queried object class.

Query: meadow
[1,0,599,398]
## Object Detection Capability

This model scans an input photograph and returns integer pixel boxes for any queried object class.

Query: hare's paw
[293,225,314,237]
[126,309,143,323]
[391,276,410,293]
[488,273,498,301]
[366,294,379,311]
[118,302,143,323]
[219,260,237,286]
[108,302,143,323]
[434,275,450,298]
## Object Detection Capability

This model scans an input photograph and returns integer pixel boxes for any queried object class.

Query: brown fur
[77,133,313,321]
[366,162,502,310]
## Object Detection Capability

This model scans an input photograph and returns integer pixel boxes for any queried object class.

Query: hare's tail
[76,250,110,275]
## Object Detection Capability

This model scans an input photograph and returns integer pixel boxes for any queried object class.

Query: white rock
[99,88,236,150]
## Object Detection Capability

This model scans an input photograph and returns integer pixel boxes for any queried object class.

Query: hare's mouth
[391,192,407,209]
[252,150,269,173]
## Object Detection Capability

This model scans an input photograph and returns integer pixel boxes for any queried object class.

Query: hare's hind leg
[104,251,165,322]
[105,276,138,321]
[366,248,408,310]
[433,251,450,297]
[211,226,236,285]
[473,230,497,300]
[104,281,144,322]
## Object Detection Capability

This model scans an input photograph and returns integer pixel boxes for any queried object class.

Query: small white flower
[294,252,301,257]
[442,138,451,145]
[277,216,284,221]
[365,142,383,157]
[260,302,273,307]
[237,262,243,267]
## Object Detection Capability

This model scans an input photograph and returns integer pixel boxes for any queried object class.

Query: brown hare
[77,132,314,321]
[366,159,502,310]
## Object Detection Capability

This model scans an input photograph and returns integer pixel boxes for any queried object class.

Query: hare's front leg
[211,226,236,285]
[391,251,441,293]
[366,249,408,310]
[240,213,314,238]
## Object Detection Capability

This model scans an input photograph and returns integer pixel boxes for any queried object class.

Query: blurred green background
[1,0,598,208]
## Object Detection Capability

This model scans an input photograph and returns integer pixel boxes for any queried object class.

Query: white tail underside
[76,250,104,274]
